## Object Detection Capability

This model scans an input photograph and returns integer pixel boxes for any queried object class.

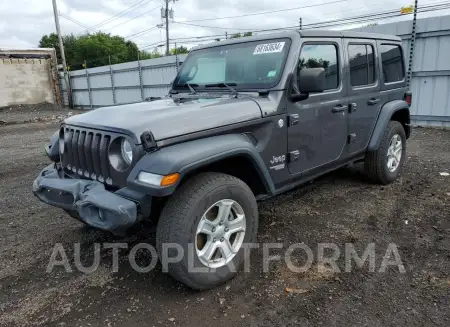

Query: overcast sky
[0,0,448,53]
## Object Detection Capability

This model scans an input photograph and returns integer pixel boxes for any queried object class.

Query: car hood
[65,96,262,142]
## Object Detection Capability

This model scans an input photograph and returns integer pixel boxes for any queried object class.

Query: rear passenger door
[344,39,381,154]
[377,41,407,108]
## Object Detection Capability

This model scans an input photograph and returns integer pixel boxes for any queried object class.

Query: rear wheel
[365,121,406,184]
[156,172,258,290]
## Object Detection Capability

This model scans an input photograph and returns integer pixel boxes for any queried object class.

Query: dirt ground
[0,103,76,126]
[0,110,449,326]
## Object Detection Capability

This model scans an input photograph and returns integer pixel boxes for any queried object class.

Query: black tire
[156,172,259,290]
[365,121,406,184]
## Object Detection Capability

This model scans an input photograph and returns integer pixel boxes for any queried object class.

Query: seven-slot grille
[62,126,113,185]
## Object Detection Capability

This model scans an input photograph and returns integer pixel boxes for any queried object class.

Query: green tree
[169,46,189,55]
[38,33,76,66]
[229,32,252,39]
[38,32,157,70]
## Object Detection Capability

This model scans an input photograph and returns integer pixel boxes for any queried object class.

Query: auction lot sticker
[253,42,285,55]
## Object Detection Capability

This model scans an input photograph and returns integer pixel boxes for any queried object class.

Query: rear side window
[298,44,339,91]
[380,44,404,83]
[348,44,376,87]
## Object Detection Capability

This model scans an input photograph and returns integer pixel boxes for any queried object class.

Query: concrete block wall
[0,58,55,107]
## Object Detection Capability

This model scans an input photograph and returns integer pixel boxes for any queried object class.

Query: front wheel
[156,172,259,290]
[364,121,406,184]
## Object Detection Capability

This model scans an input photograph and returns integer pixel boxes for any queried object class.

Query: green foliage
[38,32,159,70]
[299,58,330,69]
[230,32,253,39]
[169,46,189,55]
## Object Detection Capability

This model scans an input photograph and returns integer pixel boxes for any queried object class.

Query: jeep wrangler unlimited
[34,30,411,289]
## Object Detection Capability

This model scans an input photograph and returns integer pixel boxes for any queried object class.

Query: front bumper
[33,164,138,235]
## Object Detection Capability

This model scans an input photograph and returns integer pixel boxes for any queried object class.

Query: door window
[348,44,376,87]
[298,44,339,91]
[380,44,405,83]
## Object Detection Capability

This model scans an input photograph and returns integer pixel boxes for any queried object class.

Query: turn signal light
[160,173,180,186]
[137,172,180,187]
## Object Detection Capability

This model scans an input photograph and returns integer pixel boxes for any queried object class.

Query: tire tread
[156,172,256,290]
[365,121,405,185]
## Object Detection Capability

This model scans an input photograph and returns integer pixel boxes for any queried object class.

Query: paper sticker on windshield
[267,70,277,77]
[253,42,285,55]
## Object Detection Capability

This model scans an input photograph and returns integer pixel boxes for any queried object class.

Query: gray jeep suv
[34,30,411,289]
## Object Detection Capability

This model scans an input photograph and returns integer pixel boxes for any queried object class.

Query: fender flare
[127,134,275,196]
[368,100,410,151]
[45,131,60,162]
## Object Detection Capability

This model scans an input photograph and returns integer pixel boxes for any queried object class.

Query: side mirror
[298,67,326,94]
[287,68,326,103]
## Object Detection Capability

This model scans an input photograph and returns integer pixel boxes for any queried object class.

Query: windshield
[173,38,291,91]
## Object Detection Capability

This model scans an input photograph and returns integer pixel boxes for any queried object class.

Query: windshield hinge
[140,131,158,152]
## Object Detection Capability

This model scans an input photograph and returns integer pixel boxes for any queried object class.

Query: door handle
[367,98,381,105]
[332,104,346,113]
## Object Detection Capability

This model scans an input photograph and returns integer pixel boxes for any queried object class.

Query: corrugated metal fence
[62,15,450,126]
[354,14,450,127]
[60,54,187,109]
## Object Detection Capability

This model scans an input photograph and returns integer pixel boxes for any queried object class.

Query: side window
[348,44,376,87]
[380,44,404,83]
[298,44,339,91]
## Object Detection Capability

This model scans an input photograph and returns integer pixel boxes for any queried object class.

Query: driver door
[287,38,348,175]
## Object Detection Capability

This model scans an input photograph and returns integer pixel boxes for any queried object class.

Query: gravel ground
[0,103,78,126]
[0,116,449,326]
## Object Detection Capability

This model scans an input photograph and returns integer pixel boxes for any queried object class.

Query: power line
[101,5,161,32]
[302,2,450,28]
[140,41,166,50]
[69,2,450,67]
[85,0,155,31]
[125,25,159,39]
[180,0,347,23]
[173,21,254,31]
[59,12,92,30]
[166,2,450,43]
[173,1,449,34]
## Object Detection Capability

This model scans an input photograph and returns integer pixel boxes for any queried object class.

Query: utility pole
[52,0,70,106]
[165,0,170,55]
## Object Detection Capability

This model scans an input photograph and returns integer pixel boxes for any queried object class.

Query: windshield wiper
[170,83,199,95]
[205,83,238,97]
[184,83,198,94]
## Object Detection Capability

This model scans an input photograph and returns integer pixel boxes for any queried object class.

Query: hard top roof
[191,30,401,51]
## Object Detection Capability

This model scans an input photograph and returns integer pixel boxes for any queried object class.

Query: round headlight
[121,138,133,164]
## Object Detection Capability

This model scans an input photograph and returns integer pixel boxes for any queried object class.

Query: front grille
[62,126,112,185]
